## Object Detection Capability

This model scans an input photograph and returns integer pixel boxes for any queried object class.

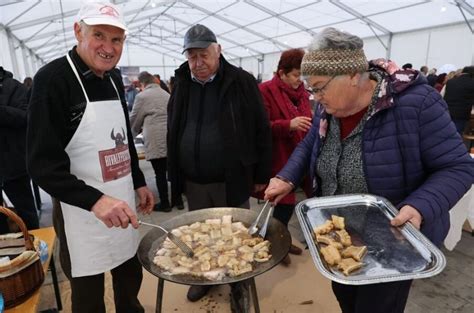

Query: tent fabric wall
[2,22,471,82]
[239,57,259,78]
[15,42,26,78]
[1,1,471,81]
[234,22,473,82]
[0,28,14,73]
[0,26,44,81]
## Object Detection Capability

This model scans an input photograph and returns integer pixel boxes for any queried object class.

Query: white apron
[61,54,138,277]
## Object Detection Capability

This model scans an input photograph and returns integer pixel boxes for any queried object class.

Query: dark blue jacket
[279,70,474,246]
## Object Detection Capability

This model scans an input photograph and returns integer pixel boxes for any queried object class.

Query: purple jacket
[279,65,474,246]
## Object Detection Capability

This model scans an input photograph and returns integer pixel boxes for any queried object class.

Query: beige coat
[130,83,169,160]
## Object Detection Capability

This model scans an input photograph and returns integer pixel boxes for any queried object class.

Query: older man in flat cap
[27,2,153,312]
[167,24,272,305]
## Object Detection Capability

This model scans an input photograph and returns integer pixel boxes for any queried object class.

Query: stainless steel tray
[296,194,446,285]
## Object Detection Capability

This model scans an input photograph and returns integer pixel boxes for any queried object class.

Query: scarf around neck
[273,75,311,119]
[274,74,308,104]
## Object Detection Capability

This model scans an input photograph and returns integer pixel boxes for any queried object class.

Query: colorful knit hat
[301,30,369,77]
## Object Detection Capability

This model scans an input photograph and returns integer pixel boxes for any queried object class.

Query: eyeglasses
[308,75,336,96]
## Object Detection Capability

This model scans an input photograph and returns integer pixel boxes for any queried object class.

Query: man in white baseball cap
[77,1,128,32]
[27,1,153,312]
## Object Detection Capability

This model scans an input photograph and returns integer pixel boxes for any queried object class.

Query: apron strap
[108,76,121,100]
[66,53,90,103]
[66,52,122,105]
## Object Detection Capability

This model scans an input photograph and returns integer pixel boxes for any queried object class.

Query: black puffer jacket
[0,67,28,180]
[167,55,272,206]
[444,74,474,120]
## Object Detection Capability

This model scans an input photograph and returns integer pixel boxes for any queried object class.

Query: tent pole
[6,28,19,77]
[386,33,392,60]
[456,2,473,34]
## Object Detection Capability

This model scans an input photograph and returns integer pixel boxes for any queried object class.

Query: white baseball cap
[77,2,127,32]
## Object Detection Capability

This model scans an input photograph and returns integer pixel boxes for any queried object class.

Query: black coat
[167,56,272,206]
[0,67,28,180]
[426,74,437,87]
[159,80,170,93]
[444,74,474,120]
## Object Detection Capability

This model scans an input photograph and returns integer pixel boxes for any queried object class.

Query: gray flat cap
[183,24,217,53]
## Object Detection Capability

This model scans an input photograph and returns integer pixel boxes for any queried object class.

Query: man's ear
[217,44,222,55]
[73,22,82,41]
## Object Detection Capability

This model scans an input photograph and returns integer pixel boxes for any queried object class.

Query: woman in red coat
[258,49,312,264]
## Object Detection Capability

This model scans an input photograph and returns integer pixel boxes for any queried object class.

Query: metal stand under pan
[154,276,259,313]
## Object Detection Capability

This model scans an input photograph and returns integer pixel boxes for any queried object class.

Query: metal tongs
[248,200,274,238]
[138,220,194,258]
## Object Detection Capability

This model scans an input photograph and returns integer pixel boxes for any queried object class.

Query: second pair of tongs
[248,200,274,238]
[138,220,194,258]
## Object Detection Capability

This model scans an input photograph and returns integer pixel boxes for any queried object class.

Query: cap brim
[182,41,214,53]
[83,17,128,32]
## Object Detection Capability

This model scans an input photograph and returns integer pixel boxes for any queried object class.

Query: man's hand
[290,116,312,132]
[264,177,293,205]
[391,205,423,229]
[91,195,139,229]
[136,186,154,214]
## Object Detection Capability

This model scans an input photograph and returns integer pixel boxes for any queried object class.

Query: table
[444,185,474,250]
[5,227,62,313]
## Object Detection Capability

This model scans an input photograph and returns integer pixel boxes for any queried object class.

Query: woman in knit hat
[264,27,474,313]
[255,48,312,265]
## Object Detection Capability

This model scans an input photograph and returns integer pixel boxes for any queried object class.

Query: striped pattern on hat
[301,48,368,76]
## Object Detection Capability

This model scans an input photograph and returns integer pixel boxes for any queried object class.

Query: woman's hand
[290,116,312,132]
[391,205,423,229]
[264,177,293,204]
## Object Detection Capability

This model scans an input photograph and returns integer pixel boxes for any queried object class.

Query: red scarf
[273,75,311,119]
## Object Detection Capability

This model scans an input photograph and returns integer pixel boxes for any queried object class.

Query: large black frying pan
[138,207,291,285]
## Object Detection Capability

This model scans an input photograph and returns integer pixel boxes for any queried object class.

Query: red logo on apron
[98,144,131,182]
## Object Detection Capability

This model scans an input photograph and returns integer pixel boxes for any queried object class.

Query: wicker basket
[0,206,45,308]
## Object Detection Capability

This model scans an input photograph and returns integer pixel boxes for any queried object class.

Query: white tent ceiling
[0,0,473,68]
